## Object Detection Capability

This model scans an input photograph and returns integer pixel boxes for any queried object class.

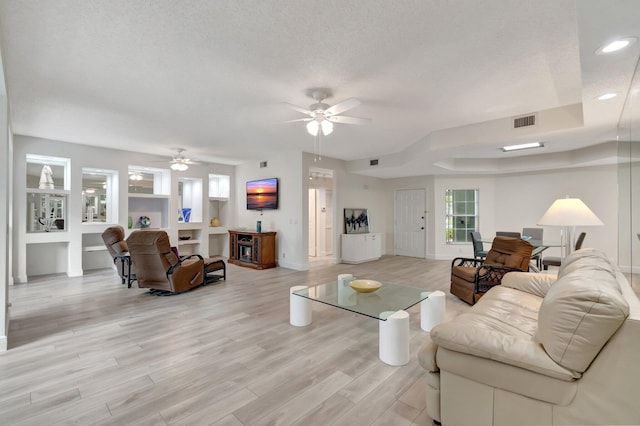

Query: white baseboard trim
[0,335,7,352]
[277,259,308,271]
[67,268,83,277]
[14,274,27,283]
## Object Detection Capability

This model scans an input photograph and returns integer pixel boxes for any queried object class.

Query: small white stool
[421,290,446,332]
[290,286,312,327]
[379,310,410,366]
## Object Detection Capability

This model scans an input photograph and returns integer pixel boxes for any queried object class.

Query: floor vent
[513,114,536,128]
[370,159,379,166]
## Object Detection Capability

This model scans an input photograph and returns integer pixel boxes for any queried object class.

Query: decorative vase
[139,216,151,228]
[256,220,262,233]
[128,216,133,229]
[178,209,184,222]
[182,208,191,223]
[210,217,220,227]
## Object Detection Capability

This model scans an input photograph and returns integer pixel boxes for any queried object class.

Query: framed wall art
[344,208,369,234]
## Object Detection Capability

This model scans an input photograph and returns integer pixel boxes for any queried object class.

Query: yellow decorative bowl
[349,279,382,293]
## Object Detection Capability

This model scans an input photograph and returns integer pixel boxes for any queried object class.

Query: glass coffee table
[290,275,445,366]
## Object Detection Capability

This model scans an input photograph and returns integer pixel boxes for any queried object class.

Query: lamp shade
[537,198,603,226]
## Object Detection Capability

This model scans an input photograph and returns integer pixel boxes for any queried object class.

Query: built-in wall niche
[27,192,67,232]
[209,174,230,199]
[82,168,117,223]
[178,177,203,223]
[128,166,170,195]
[128,196,169,229]
[208,173,230,228]
[26,154,70,190]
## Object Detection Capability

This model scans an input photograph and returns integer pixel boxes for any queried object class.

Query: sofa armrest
[431,315,579,381]
[417,339,439,373]
[501,271,557,298]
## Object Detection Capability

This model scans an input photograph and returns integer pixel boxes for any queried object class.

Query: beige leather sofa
[419,248,640,425]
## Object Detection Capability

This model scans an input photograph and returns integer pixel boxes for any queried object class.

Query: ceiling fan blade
[282,102,313,116]
[325,98,361,116]
[284,118,313,123]
[327,115,371,125]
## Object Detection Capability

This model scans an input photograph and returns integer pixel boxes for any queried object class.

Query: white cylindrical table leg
[337,274,356,307]
[379,310,410,366]
[290,286,312,327]
[421,290,446,332]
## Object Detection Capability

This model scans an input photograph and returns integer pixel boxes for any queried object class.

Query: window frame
[445,189,479,244]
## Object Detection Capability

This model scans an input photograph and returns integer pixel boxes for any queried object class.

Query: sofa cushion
[536,250,629,374]
[431,286,579,380]
[558,248,617,280]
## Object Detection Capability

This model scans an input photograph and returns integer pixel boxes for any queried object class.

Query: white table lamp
[537,197,603,258]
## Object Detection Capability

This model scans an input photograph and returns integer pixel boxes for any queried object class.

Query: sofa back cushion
[537,249,629,373]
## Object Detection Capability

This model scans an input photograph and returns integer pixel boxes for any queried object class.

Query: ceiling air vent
[370,159,379,166]
[513,114,536,129]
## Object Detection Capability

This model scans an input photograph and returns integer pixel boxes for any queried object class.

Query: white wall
[492,166,617,261]
[617,143,640,274]
[302,153,387,267]
[428,165,618,262]
[235,151,305,270]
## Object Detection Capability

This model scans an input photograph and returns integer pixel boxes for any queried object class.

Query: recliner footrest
[204,259,226,283]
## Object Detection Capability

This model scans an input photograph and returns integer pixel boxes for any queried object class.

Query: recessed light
[597,93,618,100]
[596,37,637,55]
[501,142,544,152]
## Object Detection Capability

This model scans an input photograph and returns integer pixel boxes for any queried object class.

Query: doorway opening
[308,167,334,267]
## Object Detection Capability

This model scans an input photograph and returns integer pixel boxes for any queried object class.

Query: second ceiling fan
[284,89,370,136]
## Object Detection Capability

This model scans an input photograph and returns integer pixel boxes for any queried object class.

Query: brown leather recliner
[101,225,136,287]
[126,230,205,294]
[450,236,533,305]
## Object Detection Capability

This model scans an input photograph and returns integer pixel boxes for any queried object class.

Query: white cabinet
[341,233,382,264]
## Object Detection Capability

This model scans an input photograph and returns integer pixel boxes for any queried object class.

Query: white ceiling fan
[284,89,370,136]
[160,148,200,171]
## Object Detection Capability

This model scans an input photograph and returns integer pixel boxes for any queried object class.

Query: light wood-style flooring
[1,256,470,425]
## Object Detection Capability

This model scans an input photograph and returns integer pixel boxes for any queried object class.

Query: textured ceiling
[1,0,639,177]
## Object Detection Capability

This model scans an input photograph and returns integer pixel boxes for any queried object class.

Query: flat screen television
[246,177,278,210]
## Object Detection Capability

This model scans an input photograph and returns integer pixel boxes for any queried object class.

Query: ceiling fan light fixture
[306,120,319,136]
[321,120,333,136]
[170,162,188,171]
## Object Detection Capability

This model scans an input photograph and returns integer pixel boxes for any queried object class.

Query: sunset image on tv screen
[246,178,278,209]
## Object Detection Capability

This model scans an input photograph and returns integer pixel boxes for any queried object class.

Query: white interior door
[395,188,426,257]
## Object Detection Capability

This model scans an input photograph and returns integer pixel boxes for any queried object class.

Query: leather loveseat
[419,248,640,425]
